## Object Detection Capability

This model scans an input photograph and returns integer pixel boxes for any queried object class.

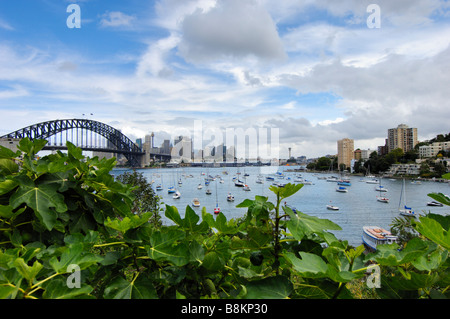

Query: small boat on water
[234,180,245,187]
[427,201,443,207]
[376,178,389,203]
[398,179,416,218]
[327,205,339,210]
[155,184,163,191]
[374,185,388,192]
[214,182,220,214]
[206,189,212,195]
[167,186,176,194]
[227,193,235,202]
[336,186,348,193]
[197,184,203,189]
[173,191,181,199]
[377,196,389,203]
[337,180,351,186]
[243,184,251,191]
[366,179,379,184]
[362,226,398,251]
[192,198,200,207]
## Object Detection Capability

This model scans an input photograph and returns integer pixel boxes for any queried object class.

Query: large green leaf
[42,278,93,299]
[165,205,209,233]
[244,276,293,299]
[413,215,450,250]
[284,252,328,278]
[366,238,428,266]
[146,229,190,266]
[286,208,341,243]
[38,171,74,192]
[0,159,19,176]
[269,183,303,200]
[230,226,271,249]
[165,204,183,225]
[202,251,225,271]
[0,179,18,196]
[13,258,43,282]
[103,275,158,299]
[49,243,102,274]
[202,210,239,234]
[10,175,68,230]
[105,212,153,233]
[0,145,20,159]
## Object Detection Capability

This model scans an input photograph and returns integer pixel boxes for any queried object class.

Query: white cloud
[178,0,287,64]
[100,11,136,28]
[0,18,13,30]
[136,34,180,77]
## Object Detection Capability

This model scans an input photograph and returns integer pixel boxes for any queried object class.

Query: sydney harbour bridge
[0,119,170,167]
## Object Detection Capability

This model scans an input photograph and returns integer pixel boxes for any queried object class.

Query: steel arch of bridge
[1,119,144,167]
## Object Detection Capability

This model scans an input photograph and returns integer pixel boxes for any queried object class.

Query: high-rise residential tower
[337,138,354,169]
[387,124,418,153]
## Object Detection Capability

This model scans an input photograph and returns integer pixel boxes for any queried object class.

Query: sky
[0,0,449,159]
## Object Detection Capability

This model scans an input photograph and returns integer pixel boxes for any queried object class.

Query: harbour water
[112,166,450,247]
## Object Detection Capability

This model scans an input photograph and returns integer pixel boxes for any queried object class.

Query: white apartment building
[387,163,421,175]
[419,141,450,158]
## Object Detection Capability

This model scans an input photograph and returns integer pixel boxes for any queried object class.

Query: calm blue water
[112,166,450,247]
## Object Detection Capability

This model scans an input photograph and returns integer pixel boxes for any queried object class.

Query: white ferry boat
[362,226,398,251]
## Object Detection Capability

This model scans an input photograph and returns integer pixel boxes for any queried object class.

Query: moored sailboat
[398,179,416,217]
[214,180,221,214]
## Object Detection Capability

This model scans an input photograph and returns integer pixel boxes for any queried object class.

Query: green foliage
[0,139,449,299]
[115,171,161,228]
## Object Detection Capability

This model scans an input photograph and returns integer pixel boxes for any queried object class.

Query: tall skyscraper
[387,124,418,153]
[337,138,354,169]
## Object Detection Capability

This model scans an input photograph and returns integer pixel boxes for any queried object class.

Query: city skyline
[0,1,449,159]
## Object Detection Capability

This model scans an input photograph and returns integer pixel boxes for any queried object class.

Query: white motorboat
[427,201,443,207]
[326,205,339,210]
[191,198,200,207]
[362,226,398,251]
[173,191,181,199]
[336,186,348,193]
[227,193,235,202]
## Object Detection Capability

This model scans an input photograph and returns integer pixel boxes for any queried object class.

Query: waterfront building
[387,163,421,176]
[0,138,21,152]
[419,141,450,158]
[387,124,418,153]
[337,138,354,169]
